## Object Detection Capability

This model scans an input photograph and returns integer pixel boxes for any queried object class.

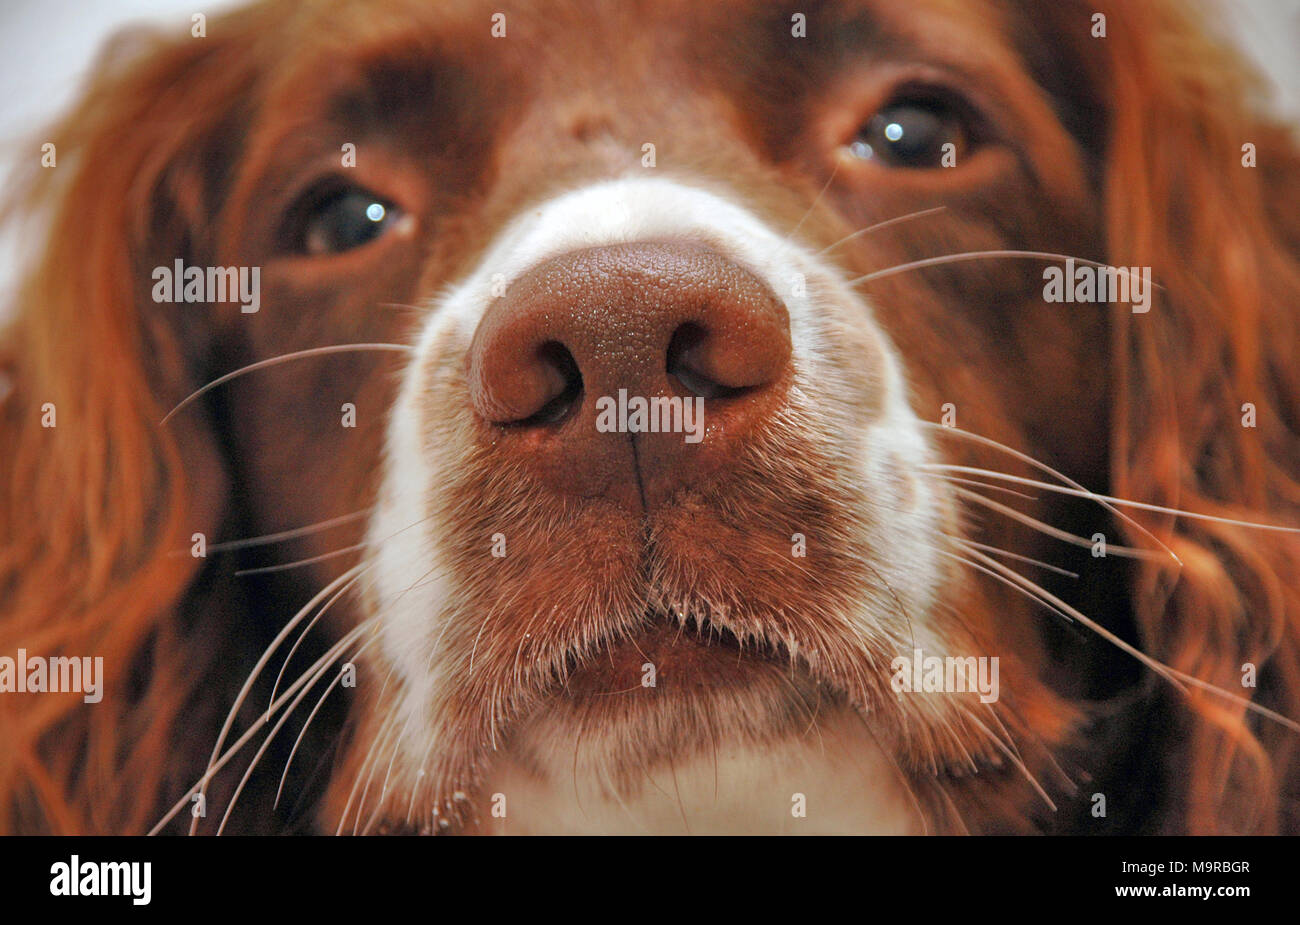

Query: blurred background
[0,0,1297,314]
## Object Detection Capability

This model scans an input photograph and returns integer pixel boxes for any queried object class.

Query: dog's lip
[558,617,793,698]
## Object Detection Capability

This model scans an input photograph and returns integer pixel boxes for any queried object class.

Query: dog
[1,0,1298,835]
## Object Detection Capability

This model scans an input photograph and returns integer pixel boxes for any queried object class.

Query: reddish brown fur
[1,0,1298,834]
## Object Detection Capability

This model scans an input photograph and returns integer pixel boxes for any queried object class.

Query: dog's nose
[467,241,792,510]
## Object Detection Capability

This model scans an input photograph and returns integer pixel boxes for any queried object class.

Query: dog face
[2,0,1299,836]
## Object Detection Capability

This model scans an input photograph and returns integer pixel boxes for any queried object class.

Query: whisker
[161,343,411,425]
[235,544,365,577]
[930,464,1300,534]
[963,710,1056,811]
[268,568,370,707]
[149,617,375,835]
[665,751,691,835]
[816,205,948,256]
[987,701,1074,792]
[950,485,1166,561]
[859,557,918,649]
[267,511,440,705]
[921,422,1182,566]
[570,708,590,821]
[849,710,932,835]
[595,756,653,835]
[780,159,841,249]
[937,473,1039,501]
[187,562,369,834]
[338,658,404,836]
[274,635,380,811]
[984,704,1026,765]
[337,702,400,836]
[360,713,414,835]
[217,635,372,835]
[958,538,1079,579]
[846,250,1163,289]
[205,510,371,554]
[959,547,1300,735]
[939,544,1074,624]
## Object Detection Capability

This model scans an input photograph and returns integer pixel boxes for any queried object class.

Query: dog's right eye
[847,96,973,169]
[282,183,404,256]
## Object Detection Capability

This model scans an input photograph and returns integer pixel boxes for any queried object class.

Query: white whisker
[186,562,369,835]
[922,422,1183,566]
[205,510,371,554]
[959,547,1300,735]
[816,205,948,256]
[337,702,401,836]
[161,343,410,425]
[939,544,1075,624]
[847,249,1162,289]
[274,635,380,811]
[937,473,1039,501]
[964,710,1056,811]
[235,544,365,577]
[361,714,415,835]
[930,463,1300,533]
[268,568,370,708]
[951,485,1165,561]
[217,635,372,835]
[958,538,1079,579]
[149,617,376,835]
[779,159,841,249]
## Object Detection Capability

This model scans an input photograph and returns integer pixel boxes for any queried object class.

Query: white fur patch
[366,176,953,831]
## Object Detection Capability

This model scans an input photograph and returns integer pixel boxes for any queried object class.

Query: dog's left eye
[283,184,403,255]
[847,97,971,168]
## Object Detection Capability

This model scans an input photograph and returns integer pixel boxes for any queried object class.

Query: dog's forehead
[272,0,1022,114]
[244,0,1041,209]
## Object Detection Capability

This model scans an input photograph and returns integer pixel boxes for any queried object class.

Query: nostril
[470,323,583,426]
[471,242,791,446]
[518,341,583,425]
[667,323,757,400]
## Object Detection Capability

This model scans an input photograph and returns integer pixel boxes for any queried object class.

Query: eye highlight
[281,182,405,256]
[847,96,973,169]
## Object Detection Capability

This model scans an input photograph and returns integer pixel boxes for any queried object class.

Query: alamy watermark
[0,649,103,703]
[50,856,150,905]
[890,647,999,703]
[1042,259,1152,313]
[595,389,704,443]
[152,259,261,313]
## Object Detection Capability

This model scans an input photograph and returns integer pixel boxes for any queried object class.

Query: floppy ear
[1088,1,1300,833]
[0,20,268,833]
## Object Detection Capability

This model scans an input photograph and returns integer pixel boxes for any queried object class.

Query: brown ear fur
[0,17,274,833]
[1086,1,1300,833]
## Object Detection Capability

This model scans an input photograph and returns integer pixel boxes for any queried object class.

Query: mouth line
[556,612,801,700]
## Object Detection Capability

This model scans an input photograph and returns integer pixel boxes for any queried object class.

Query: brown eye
[282,182,404,255]
[848,98,972,168]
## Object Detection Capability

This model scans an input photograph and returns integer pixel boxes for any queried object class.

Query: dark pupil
[862,104,951,166]
[305,191,390,253]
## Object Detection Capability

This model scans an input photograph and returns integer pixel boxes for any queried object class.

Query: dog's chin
[467,670,925,836]
[439,614,914,835]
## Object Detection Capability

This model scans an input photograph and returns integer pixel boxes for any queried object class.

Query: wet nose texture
[467,240,792,512]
